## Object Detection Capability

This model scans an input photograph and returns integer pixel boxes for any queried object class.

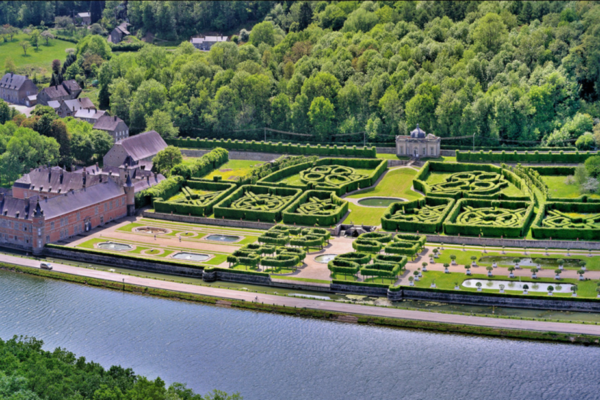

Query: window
[95,206,98,215]
[50,221,54,229]
[430,147,434,154]
[46,235,49,242]
[77,212,80,221]
[37,228,41,236]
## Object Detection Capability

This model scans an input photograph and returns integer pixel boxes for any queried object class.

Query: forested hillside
[13,1,600,148]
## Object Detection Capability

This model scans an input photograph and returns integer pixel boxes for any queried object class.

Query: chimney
[78,98,81,102]
[59,170,64,184]
[48,171,51,182]
[114,116,117,121]
[25,75,28,79]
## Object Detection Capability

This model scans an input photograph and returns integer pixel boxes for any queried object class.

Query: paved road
[2,253,600,336]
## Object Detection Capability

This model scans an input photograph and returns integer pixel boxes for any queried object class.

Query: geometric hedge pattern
[293,196,344,216]
[231,192,294,211]
[456,206,527,227]
[387,203,447,223]
[168,186,223,206]
[430,171,508,196]
[542,209,600,229]
[300,165,367,188]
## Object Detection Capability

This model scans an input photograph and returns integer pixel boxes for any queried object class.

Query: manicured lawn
[200,159,263,181]
[344,203,386,226]
[347,167,422,200]
[412,271,598,298]
[273,276,330,284]
[376,154,409,160]
[542,175,600,199]
[0,34,74,78]
[330,272,360,281]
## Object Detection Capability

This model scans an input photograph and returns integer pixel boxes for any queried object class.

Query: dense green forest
[0,335,239,400]
[90,1,600,147]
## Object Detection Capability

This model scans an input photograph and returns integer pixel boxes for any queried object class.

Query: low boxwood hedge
[457,150,594,164]
[532,201,600,240]
[282,190,348,226]
[382,196,455,233]
[213,185,302,222]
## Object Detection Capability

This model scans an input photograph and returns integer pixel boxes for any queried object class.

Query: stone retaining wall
[45,247,205,278]
[425,234,600,250]
[202,269,272,285]
[388,287,600,312]
[330,282,389,297]
[440,150,456,156]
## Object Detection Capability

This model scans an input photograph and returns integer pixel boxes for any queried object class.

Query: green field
[200,159,263,181]
[347,167,422,200]
[542,175,600,199]
[0,34,74,77]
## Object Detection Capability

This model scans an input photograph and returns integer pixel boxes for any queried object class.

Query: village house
[37,80,82,106]
[0,73,39,105]
[93,115,129,141]
[108,22,130,44]
[56,97,95,118]
[103,130,167,168]
[190,36,228,51]
[77,12,91,25]
[74,108,106,124]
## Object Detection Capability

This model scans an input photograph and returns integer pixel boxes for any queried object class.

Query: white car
[40,262,53,270]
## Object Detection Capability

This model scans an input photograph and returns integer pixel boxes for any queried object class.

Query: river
[1,270,599,400]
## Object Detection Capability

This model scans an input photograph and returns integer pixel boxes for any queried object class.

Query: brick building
[0,178,133,255]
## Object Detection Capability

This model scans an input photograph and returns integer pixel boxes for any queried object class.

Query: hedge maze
[214,185,301,222]
[282,190,348,226]
[444,199,534,238]
[542,210,600,229]
[153,180,236,217]
[532,202,600,240]
[300,165,367,188]
[382,197,454,233]
[429,171,508,197]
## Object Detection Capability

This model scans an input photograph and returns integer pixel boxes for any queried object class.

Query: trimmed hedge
[261,253,300,268]
[170,147,229,179]
[352,238,382,253]
[360,262,403,278]
[336,252,371,265]
[531,166,576,176]
[327,259,360,275]
[136,175,185,208]
[282,190,348,226]
[301,227,331,241]
[290,234,324,248]
[214,185,302,222]
[258,230,289,246]
[384,240,420,257]
[457,150,594,164]
[153,180,236,217]
[382,196,455,233]
[443,198,534,238]
[443,145,575,151]
[532,201,600,240]
[393,233,427,247]
[374,254,408,267]
[166,137,376,158]
[258,157,387,196]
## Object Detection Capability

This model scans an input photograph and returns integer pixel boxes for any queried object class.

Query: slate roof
[191,36,227,44]
[14,166,101,194]
[40,180,124,219]
[40,85,69,99]
[75,108,106,120]
[115,22,130,35]
[133,173,165,193]
[118,130,167,161]
[93,114,124,131]
[410,124,426,139]
[77,12,91,18]
[0,195,37,220]
[47,100,61,110]
[63,97,94,111]
[0,73,29,90]
[62,80,81,94]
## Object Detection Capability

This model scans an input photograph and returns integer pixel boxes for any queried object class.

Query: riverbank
[2,255,600,345]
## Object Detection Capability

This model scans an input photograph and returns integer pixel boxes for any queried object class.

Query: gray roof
[191,36,227,44]
[14,166,102,194]
[0,73,30,90]
[62,80,81,93]
[93,114,124,131]
[118,130,166,161]
[77,12,91,18]
[75,108,105,120]
[410,124,426,139]
[116,22,130,35]
[41,179,124,219]
[47,100,61,110]
[27,95,37,101]
[63,97,95,111]
[133,173,165,193]
[0,195,37,220]
[40,85,69,99]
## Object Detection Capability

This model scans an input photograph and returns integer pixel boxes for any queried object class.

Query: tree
[152,146,183,176]
[145,110,179,140]
[585,156,600,178]
[51,59,61,75]
[4,57,16,73]
[250,20,276,47]
[473,13,507,53]
[308,96,335,142]
[486,266,493,276]
[41,30,54,45]
[20,41,30,55]
[129,79,167,132]
[109,78,132,124]
[575,165,589,184]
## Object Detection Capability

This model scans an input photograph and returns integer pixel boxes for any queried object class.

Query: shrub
[457,150,592,164]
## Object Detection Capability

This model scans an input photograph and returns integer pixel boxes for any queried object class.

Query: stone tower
[124,173,135,216]
[31,199,45,256]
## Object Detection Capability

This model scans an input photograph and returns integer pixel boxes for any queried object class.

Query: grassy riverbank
[3,262,600,346]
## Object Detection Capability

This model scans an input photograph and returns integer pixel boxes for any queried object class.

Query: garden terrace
[414,162,530,201]
[532,202,600,240]
[444,199,535,238]
[153,180,236,217]
[382,197,455,233]
[531,166,600,201]
[214,185,301,222]
[282,190,348,226]
[258,158,387,196]
[457,150,595,164]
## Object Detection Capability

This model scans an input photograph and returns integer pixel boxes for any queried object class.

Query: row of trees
[95,1,600,146]
[0,335,239,400]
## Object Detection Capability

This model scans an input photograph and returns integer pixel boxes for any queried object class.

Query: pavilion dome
[410,124,426,139]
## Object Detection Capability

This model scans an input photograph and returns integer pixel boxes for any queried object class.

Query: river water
[1,270,599,400]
